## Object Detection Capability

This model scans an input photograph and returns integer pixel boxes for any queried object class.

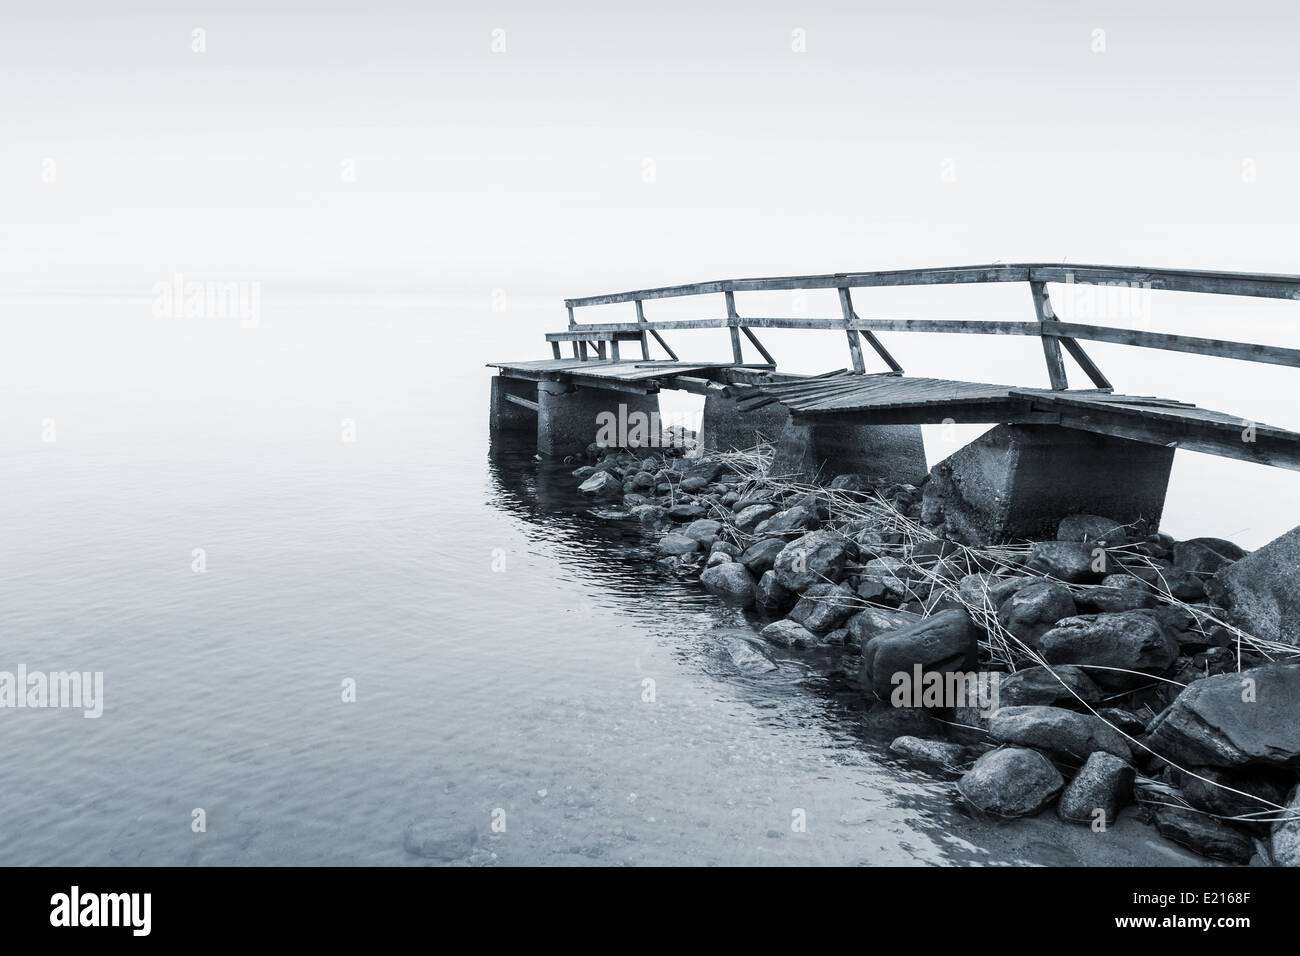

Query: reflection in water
[483,437,1210,867]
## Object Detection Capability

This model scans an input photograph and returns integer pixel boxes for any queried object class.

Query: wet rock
[997,580,1076,647]
[1151,806,1255,864]
[1038,611,1180,690]
[658,533,700,556]
[739,538,786,576]
[632,504,669,529]
[1097,707,1148,736]
[755,570,796,616]
[760,618,820,649]
[631,470,657,489]
[860,609,979,701]
[734,503,779,533]
[1026,541,1104,584]
[889,735,973,770]
[683,518,723,543]
[1173,537,1247,576]
[1058,751,1135,825]
[716,631,779,675]
[1208,524,1300,645]
[1168,764,1290,825]
[710,540,741,558]
[788,582,858,634]
[1057,514,1130,548]
[680,476,710,493]
[772,529,851,592]
[957,573,1034,611]
[578,471,622,498]
[823,626,851,647]
[958,747,1064,818]
[998,665,1101,709]
[1099,572,1148,591]
[667,503,707,522]
[860,557,918,601]
[1072,586,1161,614]
[403,821,479,861]
[705,551,733,568]
[988,705,1132,761]
[847,607,922,650]
[1142,662,1300,769]
[855,576,892,603]
[700,563,756,607]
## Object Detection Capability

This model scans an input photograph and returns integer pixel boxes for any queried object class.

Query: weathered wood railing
[548,263,1300,388]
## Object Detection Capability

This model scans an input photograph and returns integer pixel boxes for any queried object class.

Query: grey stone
[889,735,973,770]
[1038,611,1180,690]
[847,607,923,650]
[997,580,1076,647]
[657,533,700,556]
[788,582,858,635]
[760,618,820,649]
[1152,807,1255,864]
[958,747,1064,818]
[578,471,622,497]
[988,705,1132,761]
[739,538,786,576]
[682,518,723,542]
[755,570,796,617]
[1058,751,1135,825]
[1026,541,1104,584]
[700,563,756,607]
[998,665,1101,709]
[734,503,779,533]
[860,609,979,701]
[1057,514,1130,547]
[772,529,851,592]
[1208,524,1300,645]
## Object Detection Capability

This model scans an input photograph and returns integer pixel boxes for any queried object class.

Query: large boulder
[658,533,700,556]
[578,471,622,498]
[996,580,1076,648]
[958,747,1064,818]
[759,618,820,649]
[1058,751,1135,826]
[739,538,786,577]
[1037,611,1179,690]
[1151,807,1255,864]
[755,570,796,616]
[860,609,979,701]
[847,607,923,651]
[1168,764,1291,823]
[988,705,1132,761]
[788,582,858,635]
[1142,662,1300,769]
[998,665,1101,709]
[957,573,1034,611]
[772,530,851,592]
[1174,537,1246,576]
[682,519,723,543]
[1208,524,1300,645]
[734,503,779,533]
[761,505,819,536]
[700,563,756,608]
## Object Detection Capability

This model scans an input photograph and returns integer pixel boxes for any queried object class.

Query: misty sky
[4,0,1300,296]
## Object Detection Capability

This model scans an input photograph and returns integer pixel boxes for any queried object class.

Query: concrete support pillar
[701,389,928,483]
[489,375,538,435]
[536,381,661,456]
[922,424,1175,544]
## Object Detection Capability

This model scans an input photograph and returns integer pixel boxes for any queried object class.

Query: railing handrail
[564,262,1300,308]
[549,263,1300,383]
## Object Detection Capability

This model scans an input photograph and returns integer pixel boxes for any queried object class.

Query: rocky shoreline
[572,431,1300,866]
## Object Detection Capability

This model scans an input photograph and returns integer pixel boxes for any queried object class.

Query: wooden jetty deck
[489,261,1300,472]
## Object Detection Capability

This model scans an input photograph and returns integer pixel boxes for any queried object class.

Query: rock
[657,533,700,556]
[1151,807,1255,864]
[755,570,796,616]
[855,576,892,603]
[1168,765,1291,823]
[860,557,918,601]
[1173,537,1247,576]
[1207,524,1300,645]
[682,518,723,542]
[631,470,657,489]
[958,747,1064,818]
[1073,586,1161,614]
[667,503,707,522]
[632,504,668,528]
[761,505,819,536]
[1142,662,1300,769]
[734,503,779,533]
[1271,785,1300,865]
[680,476,710,493]
[760,618,820,649]
[710,540,741,558]
[1037,611,1179,690]
[998,665,1102,709]
[889,735,972,770]
[716,631,779,675]
[847,607,922,650]
[578,471,622,498]
[823,626,851,647]
[988,705,1132,761]
[700,563,756,607]
[705,551,733,568]
[1058,751,1135,825]
[996,580,1076,647]
[1026,541,1104,583]
[403,821,479,860]
[788,582,858,634]
[772,530,851,592]
[1099,572,1147,591]
[861,609,979,701]
[739,538,786,576]
[957,573,1034,611]
[1057,514,1130,547]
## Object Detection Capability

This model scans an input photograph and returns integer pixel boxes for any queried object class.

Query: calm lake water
[0,292,1258,866]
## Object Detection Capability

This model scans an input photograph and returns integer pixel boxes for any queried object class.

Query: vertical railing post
[837,287,867,375]
[1030,280,1069,390]
[634,300,651,360]
[724,290,744,365]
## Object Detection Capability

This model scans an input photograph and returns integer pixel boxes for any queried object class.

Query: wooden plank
[650,329,679,361]
[1057,336,1112,389]
[634,300,651,360]
[550,341,561,359]
[725,291,744,365]
[740,326,776,365]
[1041,321,1300,369]
[1030,281,1069,390]
[504,393,539,412]
[838,288,866,375]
